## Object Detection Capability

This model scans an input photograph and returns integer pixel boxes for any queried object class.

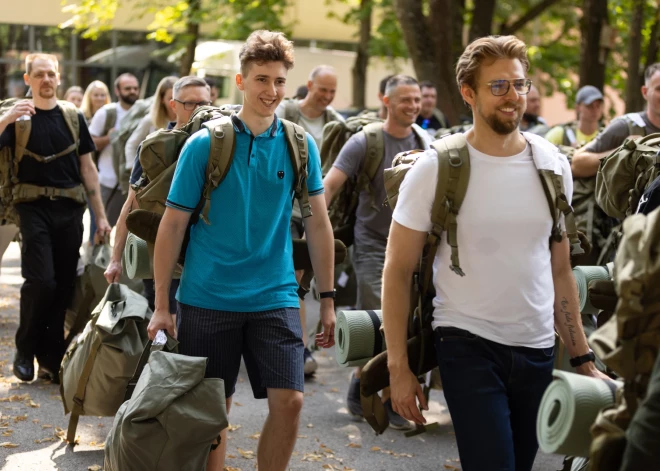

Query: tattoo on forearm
[87,189,96,197]
[560,297,577,347]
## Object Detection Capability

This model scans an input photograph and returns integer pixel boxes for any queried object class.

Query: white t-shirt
[275,102,326,148]
[392,137,573,349]
[88,104,130,188]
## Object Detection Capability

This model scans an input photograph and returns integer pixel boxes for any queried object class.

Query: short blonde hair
[151,76,178,130]
[456,35,529,90]
[25,53,59,75]
[239,30,294,77]
[80,80,111,121]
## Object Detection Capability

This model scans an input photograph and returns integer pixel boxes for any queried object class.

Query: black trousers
[15,199,84,370]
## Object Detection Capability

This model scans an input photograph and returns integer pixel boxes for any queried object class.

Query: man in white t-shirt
[88,73,139,226]
[382,36,607,471]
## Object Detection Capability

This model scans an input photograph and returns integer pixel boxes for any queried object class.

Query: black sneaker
[384,399,414,431]
[303,348,318,377]
[346,372,363,419]
[13,352,34,382]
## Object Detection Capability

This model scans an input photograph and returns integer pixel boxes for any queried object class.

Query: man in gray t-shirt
[573,63,660,179]
[322,75,430,430]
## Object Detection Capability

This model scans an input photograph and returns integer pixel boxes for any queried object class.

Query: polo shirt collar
[230,113,279,137]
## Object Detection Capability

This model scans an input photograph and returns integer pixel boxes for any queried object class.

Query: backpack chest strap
[16,142,79,164]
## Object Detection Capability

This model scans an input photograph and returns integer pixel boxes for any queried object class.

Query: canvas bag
[60,283,151,444]
[104,348,227,471]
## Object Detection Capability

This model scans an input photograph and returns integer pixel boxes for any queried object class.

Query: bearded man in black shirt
[0,53,111,383]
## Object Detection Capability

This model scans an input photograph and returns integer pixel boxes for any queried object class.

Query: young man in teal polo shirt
[147,30,336,471]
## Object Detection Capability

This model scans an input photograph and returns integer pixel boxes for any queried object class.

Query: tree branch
[499,0,562,36]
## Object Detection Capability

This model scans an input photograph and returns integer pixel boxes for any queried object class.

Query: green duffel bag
[104,341,228,471]
[60,283,151,444]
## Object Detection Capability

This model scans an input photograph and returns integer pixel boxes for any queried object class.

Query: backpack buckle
[448,151,462,168]
[294,130,305,142]
[43,154,57,163]
[213,127,225,139]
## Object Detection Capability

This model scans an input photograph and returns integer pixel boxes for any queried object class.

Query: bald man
[277,65,344,148]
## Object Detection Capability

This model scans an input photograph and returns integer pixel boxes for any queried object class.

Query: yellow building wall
[0,0,359,42]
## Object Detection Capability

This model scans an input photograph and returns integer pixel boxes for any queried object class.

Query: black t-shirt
[637,173,660,215]
[0,105,96,188]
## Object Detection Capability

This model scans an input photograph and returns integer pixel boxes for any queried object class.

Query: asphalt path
[0,228,565,471]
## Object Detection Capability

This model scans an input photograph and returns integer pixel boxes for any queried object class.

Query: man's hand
[147,309,176,340]
[576,362,610,380]
[104,260,122,284]
[315,302,336,348]
[390,365,428,425]
[2,100,35,124]
[94,217,112,245]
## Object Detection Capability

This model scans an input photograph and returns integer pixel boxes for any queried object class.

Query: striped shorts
[176,303,304,399]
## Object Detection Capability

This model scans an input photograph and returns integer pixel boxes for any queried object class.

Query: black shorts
[176,303,304,399]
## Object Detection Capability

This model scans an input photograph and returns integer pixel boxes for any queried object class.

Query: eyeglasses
[486,79,533,97]
[174,99,212,110]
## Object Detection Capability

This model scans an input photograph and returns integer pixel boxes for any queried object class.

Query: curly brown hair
[456,35,529,91]
[239,30,295,77]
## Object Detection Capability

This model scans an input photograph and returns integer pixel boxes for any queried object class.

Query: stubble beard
[478,102,521,135]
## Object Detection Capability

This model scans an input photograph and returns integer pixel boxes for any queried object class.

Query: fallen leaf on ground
[224,467,242,471]
[370,446,381,452]
[88,466,103,471]
[347,443,361,448]
[301,452,323,462]
[237,448,254,459]
[248,432,260,439]
[330,388,339,393]
[13,415,26,423]
[32,418,39,423]
[228,424,242,432]
[443,466,459,470]
[42,424,52,429]
[297,435,308,438]
[34,437,57,444]
[1,430,12,437]
[226,454,237,459]
[307,423,314,428]
[233,402,243,407]
[0,442,19,448]
[27,400,39,408]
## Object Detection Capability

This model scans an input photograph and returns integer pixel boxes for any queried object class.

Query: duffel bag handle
[124,330,179,402]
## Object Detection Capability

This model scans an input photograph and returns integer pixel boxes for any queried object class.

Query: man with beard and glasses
[382,36,607,471]
[519,84,549,135]
[88,73,140,226]
[323,75,431,430]
[0,53,110,383]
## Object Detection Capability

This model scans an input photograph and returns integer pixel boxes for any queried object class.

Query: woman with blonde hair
[80,80,111,124]
[124,76,178,165]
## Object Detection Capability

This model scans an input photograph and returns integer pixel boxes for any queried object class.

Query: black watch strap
[319,289,336,299]
[570,350,596,368]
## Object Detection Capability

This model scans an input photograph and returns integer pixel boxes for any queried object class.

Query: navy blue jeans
[435,327,554,471]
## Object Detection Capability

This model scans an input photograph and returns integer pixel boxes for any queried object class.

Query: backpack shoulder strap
[411,124,431,150]
[624,113,647,137]
[538,169,584,256]
[281,119,311,218]
[57,100,81,154]
[283,100,301,125]
[428,133,470,277]
[199,116,236,224]
[356,122,385,210]
[103,104,117,136]
[13,118,31,164]
[563,122,577,147]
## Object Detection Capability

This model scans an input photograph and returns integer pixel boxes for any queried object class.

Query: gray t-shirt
[584,112,660,153]
[333,129,427,251]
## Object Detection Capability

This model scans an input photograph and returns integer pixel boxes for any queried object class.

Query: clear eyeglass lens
[491,81,508,96]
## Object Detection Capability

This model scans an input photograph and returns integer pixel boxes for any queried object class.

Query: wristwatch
[319,289,336,299]
[570,350,596,368]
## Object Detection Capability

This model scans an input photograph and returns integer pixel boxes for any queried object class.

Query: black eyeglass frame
[174,98,213,110]
[485,79,533,97]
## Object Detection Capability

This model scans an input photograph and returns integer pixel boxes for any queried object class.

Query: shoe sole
[303,361,318,376]
[12,368,34,382]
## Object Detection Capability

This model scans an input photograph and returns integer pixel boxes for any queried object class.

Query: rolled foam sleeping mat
[125,232,152,279]
[573,266,611,315]
[335,310,385,368]
[537,370,619,457]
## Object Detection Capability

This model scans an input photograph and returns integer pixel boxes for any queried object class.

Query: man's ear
[23,73,29,86]
[236,73,244,91]
[461,84,476,109]
[642,84,649,101]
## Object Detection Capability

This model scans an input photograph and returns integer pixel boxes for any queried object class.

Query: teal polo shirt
[166,114,324,312]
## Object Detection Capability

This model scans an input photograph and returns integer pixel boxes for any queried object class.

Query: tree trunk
[578,0,609,91]
[179,0,202,77]
[352,0,372,109]
[469,0,496,42]
[394,0,466,124]
[645,5,660,69]
[625,0,645,113]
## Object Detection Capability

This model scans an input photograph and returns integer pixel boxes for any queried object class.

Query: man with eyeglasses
[89,73,140,227]
[105,76,211,316]
[383,36,604,471]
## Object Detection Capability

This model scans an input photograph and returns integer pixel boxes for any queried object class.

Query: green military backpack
[109,97,154,195]
[60,283,151,445]
[105,334,228,471]
[125,105,311,275]
[588,206,660,470]
[595,133,660,221]
[0,99,84,225]
[358,132,586,434]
